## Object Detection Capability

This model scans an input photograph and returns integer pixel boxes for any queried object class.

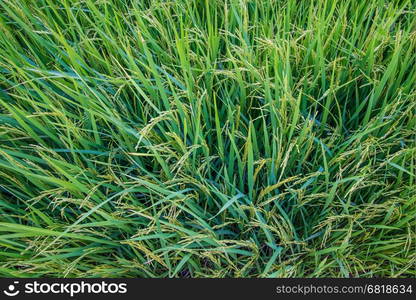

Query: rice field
[0,0,415,278]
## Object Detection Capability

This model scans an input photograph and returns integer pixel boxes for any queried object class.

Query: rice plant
[0,0,415,277]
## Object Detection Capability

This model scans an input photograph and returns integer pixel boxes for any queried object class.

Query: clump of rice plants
[0,0,415,277]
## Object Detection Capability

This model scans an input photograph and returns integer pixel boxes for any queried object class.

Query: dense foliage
[0,0,415,277]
